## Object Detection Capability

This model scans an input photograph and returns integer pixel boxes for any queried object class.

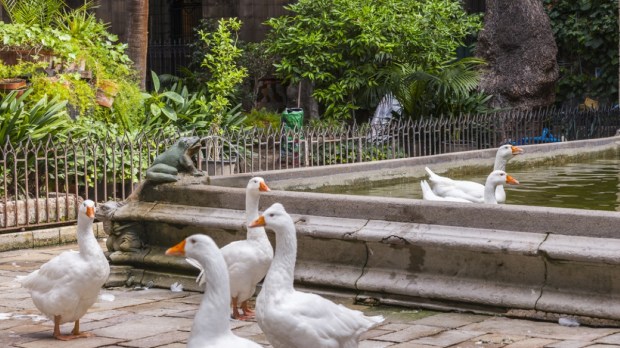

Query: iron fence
[1,107,619,232]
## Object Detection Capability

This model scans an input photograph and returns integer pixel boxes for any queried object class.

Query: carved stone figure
[145,136,204,184]
[96,201,145,254]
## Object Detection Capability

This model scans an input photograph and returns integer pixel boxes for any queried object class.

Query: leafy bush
[265,0,482,120]
[243,108,281,129]
[544,0,619,105]
[198,18,248,127]
[377,58,495,119]
[0,89,69,144]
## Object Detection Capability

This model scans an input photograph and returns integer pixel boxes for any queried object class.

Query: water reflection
[314,157,620,211]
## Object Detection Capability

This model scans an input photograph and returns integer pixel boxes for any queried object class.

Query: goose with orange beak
[186,177,273,320]
[422,170,519,204]
[249,203,384,348]
[425,144,524,203]
[166,234,262,348]
[17,200,109,340]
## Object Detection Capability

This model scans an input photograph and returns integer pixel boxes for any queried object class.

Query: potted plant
[96,79,119,108]
[0,61,46,96]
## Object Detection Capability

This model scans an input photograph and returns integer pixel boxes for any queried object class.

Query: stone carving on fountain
[96,136,211,276]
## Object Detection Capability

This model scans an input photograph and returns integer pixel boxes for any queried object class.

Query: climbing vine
[544,0,619,106]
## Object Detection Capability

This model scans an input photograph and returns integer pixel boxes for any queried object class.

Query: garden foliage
[544,0,619,105]
[265,0,482,120]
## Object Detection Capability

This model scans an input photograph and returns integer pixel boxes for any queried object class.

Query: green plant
[378,58,494,119]
[198,18,248,127]
[0,0,65,26]
[142,71,198,130]
[29,73,95,115]
[544,0,618,105]
[0,88,69,144]
[237,41,277,109]
[243,108,281,129]
[0,61,48,80]
[265,0,482,120]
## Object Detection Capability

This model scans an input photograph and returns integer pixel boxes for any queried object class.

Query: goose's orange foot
[54,332,94,341]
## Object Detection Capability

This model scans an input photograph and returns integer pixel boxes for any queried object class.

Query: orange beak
[166,239,186,256]
[86,206,95,218]
[259,181,271,192]
[511,146,524,155]
[249,215,266,228]
[506,175,520,185]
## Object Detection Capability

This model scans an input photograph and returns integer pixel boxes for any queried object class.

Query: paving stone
[373,324,445,343]
[123,300,196,317]
[545,340,593,348]
[446,333,529,347]
[412,329,487,346]
[117,329,187,348]
[361,328,395,340]
[596,333,620,345]
[79,312,148,332]
[3,242,620,348]
[413,312,490,328]
[389,342,436,348]
[18,336,123,348]
[379,323,413,331]
[461,317,619,341]
[91,316,193,340]
[359,340,396,348]
[233,322,265,336]
[503,338,560,347]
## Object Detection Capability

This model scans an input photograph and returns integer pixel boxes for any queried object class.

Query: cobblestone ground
[2,243,620,348]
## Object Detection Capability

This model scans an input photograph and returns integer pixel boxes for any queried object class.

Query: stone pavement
[2,243,620,348]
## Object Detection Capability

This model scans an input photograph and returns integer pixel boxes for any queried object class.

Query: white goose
[17,200,110,340]
[188,177,272,319]
[426,144,524,203]
[422,170,519,204]
[420,180,471,203]
[250,203,384,348]
[166,234,262,348]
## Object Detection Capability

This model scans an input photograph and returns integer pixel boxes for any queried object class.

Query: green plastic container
[281,108,304,130]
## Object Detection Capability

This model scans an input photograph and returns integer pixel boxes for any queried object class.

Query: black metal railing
[1,107,619,232]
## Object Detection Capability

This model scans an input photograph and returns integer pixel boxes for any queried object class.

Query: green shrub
[265,0,482,120]
[544,0,618,105]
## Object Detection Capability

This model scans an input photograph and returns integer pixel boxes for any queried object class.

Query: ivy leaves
[544,0,618,103]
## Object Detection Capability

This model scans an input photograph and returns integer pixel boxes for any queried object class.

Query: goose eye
[269,213,274,217]
[190,239,196,245]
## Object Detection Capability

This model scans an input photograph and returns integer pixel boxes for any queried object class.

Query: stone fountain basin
[106,134,620,324]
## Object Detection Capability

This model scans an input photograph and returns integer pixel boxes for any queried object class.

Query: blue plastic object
[510,128,561,145]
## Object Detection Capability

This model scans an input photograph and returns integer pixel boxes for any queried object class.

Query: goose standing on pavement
[250,203,384,348]
[17,200,110,340]
[187,177,272,319]
[167,234,262,348]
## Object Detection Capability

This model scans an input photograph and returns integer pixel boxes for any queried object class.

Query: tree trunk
[476,0,559,110]
[126,0,149,89]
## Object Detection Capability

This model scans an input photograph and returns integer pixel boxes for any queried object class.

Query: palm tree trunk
[127,0,149,89]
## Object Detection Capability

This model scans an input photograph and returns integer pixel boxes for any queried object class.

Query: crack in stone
[534,232,551,310]
[353,219,372,296]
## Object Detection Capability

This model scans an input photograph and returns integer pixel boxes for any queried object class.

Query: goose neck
[484,181,499,204]
[190,253,231,340]
[264,220,296,293]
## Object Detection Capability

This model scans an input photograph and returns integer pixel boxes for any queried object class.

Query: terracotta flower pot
[0,78,27,96]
